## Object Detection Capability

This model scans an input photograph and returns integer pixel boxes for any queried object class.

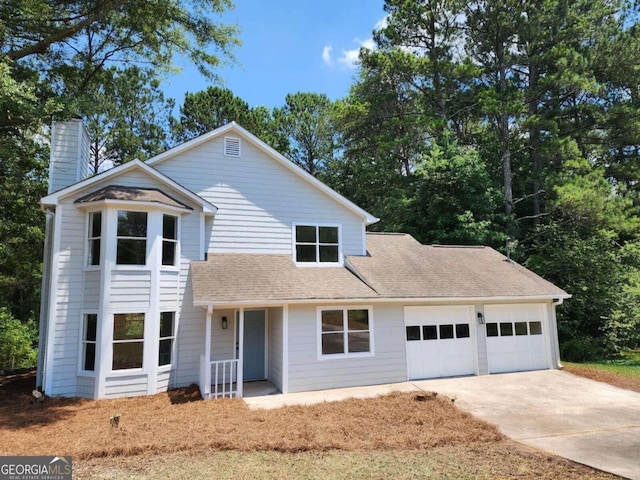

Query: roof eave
[40,159,217,214]
[193,293,571,309]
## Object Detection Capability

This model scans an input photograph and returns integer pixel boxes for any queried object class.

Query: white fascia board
[194,294,571,309]
[147,122,379,226]
[40,159,217,214]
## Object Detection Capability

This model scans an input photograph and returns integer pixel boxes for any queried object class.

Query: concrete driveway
[246,370,640,479]
[412,370,640,480]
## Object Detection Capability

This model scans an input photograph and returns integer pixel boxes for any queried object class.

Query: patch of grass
[564,349,640,393]
[75,446,617,480]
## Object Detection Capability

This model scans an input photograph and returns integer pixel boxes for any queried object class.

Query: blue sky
[163,0,387,110]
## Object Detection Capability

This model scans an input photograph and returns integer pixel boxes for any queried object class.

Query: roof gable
[40,159,217,214]
[146,122,379,225]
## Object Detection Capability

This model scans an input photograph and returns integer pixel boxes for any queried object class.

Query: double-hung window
[295,225,340,264]
[87,212,102,266]
[112,313,145,370]
[81,313,97,371]
[319,307,372,357]
[162,215,178,266]
[116,211,147,265]
[158,312,175,367]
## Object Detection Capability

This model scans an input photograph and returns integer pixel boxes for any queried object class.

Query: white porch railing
[199,356,239,399]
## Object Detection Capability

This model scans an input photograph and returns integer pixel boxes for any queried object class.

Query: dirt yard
[564,363,640,393]
[0,371,618,479]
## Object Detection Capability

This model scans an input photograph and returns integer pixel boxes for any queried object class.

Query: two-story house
[37,119,569,399]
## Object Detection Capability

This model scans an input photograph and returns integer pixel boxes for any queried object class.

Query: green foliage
[77,66,175,171]
[274,92,336,176]
[410,135,506,246]
[170,86,287,152]
[0,308,37,370]
[0,0,237,324]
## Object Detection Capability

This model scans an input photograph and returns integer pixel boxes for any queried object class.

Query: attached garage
[404,305,476,380]
[484,304,549,374]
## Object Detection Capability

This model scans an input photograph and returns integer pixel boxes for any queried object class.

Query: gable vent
[224,136,241,157]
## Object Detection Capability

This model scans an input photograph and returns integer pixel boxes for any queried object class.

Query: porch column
[204,305,212,397]
[237,307,244,397]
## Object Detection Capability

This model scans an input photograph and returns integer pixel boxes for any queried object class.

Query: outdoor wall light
[221,316,228,329]
[477,312,485,324]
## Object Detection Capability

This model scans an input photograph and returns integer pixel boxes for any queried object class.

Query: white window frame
[111,312,146,373]
[292,223,343,266]
[316,306,374,360]
[158,311,176,370]
[116,210,149,267]
[160,214,180,270]
[85,210,103,270]
[78,312,98,376]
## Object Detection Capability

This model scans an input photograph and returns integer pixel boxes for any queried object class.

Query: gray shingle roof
[191,254,378,304]
[346,233,568,299]
[190,233,568,305]
[75,185,192,210]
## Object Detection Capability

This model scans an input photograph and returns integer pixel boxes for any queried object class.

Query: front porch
[198,306,286,399]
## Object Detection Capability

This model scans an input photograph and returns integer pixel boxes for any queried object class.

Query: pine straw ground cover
[0,371,617,479]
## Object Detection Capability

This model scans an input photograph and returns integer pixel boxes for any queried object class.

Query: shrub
[0,308,37,370]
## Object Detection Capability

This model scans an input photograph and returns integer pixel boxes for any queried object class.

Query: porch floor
[208,380,279,398]
[242,380,280,397]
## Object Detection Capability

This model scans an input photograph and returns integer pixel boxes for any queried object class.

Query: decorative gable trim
[40,159,217,214]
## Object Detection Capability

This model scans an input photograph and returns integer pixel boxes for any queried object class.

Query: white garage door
[404,306,476,380]
[485,304,548,374]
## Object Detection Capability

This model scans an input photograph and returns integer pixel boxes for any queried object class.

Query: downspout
[36,206,55,390]
[551,298,564,369]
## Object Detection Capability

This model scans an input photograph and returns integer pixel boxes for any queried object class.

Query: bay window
[81,313,97,372]
[112,313,145,370]
[87,212,102,266]
[116,211,147,265]
[162,215,178,266]
[158,312,175,366]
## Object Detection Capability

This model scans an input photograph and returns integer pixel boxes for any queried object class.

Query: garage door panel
[405,306,476,380]
[485,304,548,374]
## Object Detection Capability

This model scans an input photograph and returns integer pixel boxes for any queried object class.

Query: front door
[242,310,266,381]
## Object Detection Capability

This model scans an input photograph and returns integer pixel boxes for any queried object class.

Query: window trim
[84,210,103,271]
[78,311,98,377]
[292,223,343,266]
[158,311,176,371]
[110,312,146,373]
[316,306,374,360]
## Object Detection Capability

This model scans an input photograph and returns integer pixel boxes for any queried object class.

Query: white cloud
[322,45,333,66]
[329,15,387,70]
[374,15,389,31]
[337,37,376,69]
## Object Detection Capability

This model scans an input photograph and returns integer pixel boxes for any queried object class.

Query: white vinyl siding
[110,271,151,310]
[268,307,283,391]
[77,376,95,398]
[154,137,365,256]
[104,374,148,398]
[156,370,172,392]
[82,270,101,310]
[287,304,407,393]
[47,202,85,396]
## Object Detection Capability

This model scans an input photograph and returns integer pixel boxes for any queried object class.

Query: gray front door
[242,310,266,381]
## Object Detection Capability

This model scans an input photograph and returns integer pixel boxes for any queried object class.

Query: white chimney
[49,119,91,194]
